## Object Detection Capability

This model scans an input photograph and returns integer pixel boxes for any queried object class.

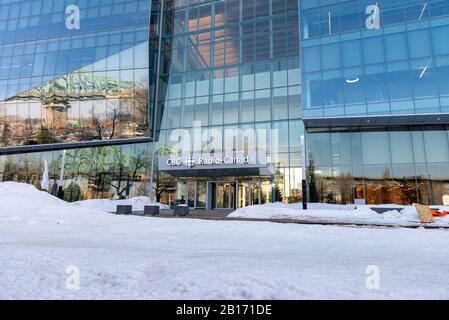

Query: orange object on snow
[430,209,449,218]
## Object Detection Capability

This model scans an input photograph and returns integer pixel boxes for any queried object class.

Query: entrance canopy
[158,154,276,177]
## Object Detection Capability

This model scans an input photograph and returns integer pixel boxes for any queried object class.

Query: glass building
[301,0,449,205]
[0,0,154,201]
[2,0,449,208]
[153,0,301,208]
[0,0,302,209]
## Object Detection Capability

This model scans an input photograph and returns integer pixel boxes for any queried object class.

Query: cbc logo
[167,158,182,166]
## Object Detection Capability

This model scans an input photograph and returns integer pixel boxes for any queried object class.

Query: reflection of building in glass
[4,70,145,144]
[2,0,449,207]
[0,0,153,201]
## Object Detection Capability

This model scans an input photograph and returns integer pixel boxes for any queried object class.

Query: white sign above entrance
[166,155,257,169]
[158,153,275,177]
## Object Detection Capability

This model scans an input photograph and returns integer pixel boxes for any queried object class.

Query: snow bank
[74,197,169,212]
[0,182,110,225]
[229,202,448,226]
[0,182,169,226]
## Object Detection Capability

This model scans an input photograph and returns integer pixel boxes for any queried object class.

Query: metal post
[149,0,165,203]
[301,135,307,210]
[57,150,66,199]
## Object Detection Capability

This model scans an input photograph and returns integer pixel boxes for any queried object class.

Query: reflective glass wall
[301,0,449,118]
[152,0,303,203]
[0,142,152,201]
[307,125,449,205]
[0,0,151,147]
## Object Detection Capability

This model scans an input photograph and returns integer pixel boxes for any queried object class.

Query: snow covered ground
[1,182,449,300]
[229,202,449,226]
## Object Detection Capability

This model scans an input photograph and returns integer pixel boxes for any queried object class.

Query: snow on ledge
[228,202,449,226]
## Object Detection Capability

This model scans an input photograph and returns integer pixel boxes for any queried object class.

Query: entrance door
[213,182,235,209]
[238,180,261,208]
[187,181,196,207]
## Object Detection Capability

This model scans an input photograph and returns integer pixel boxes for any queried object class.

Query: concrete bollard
[116,205,132,215]
[144,205,160,216]
[174,205,189,217]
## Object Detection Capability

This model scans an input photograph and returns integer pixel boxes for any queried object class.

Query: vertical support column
[149,0,165,203]
[301,134,307,210]
[235,179,239,209]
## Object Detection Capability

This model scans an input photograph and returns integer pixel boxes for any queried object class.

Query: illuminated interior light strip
[346,77,360,84]
[419,2,428,21]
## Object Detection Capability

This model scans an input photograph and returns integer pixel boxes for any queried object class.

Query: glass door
[196,181,207,208]
[238,181,250,208]
[251,181,260,206]
[238,179,261,208]
[187,181,196,207]
[214,182,235,209]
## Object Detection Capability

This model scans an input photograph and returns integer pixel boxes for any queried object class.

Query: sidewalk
[132,209,449,230]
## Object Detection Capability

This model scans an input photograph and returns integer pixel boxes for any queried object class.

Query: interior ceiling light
[345,77,360,84]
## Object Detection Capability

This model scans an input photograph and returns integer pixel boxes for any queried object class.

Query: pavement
[129,209,449,230]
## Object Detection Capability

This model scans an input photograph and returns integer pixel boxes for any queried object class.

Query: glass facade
[0,142,152,201]
[302,0,449,205]
[3,0,449,207]
[307,125,449,205]
[0,0,151,146]
[301,0,449,118]
[153,0,303,205]
[0,0,153,201]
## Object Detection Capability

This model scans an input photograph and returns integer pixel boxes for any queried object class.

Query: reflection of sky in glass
[301,0,449,118]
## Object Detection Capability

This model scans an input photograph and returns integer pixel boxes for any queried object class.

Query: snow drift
[0,182,109,225]
[228,202,449,226]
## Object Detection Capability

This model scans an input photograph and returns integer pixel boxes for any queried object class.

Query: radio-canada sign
[166,155,257,169]
[158,153,275,177]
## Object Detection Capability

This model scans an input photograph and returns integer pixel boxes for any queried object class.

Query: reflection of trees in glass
[56,146,149,201]
[36,125,56,144]
[153,146,177,203]
[335,172,353,204]
[0,123,12,146]
[417,176,430,205]
[91,102,127,141]
[0,145,150,201]
[381,168,393,204]
[64,182,84,202]
[272,162,285,203]
[110,147,146,199]
[1,154,42,185]
[134,84,150,132]
[273,185,283,203]
[398,177,418,205]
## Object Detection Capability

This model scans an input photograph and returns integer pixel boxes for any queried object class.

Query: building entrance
[177,177,272,210]
[210,182,236,209]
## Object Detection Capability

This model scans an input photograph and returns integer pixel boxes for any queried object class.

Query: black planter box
[174,206,189,217]
[116,205,132,215]
[144,205,160,216]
